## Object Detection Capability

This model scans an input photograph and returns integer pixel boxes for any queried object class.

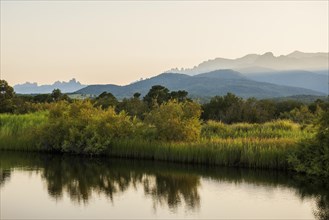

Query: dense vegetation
[288,109,329,177]
[0,79,328,176]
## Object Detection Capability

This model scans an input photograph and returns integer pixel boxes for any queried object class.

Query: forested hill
[74,69,324,99]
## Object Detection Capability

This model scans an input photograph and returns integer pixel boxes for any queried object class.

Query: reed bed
[109,138,297,170]
[0,112,47,151]
[201,120,312,139]
[0,113,312,170]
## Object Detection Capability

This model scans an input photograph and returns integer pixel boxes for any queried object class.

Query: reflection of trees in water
[143,173,200,211]
[40,156,145,204]
[288,175,329,220]
[0,151,328,218]
[37,155,201,210]
[314,195,329,220]
[0,169,11,187]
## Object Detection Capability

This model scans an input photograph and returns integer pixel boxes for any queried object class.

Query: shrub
[145,100,201,141]
[37,101,138,155]
[289,109,329,177]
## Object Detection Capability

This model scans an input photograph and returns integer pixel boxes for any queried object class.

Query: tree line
[1,79,328,125]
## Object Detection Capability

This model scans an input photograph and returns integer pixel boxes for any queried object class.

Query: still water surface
[0,151,328,219]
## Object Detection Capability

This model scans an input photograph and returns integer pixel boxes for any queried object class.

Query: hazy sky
[1,1,328,86]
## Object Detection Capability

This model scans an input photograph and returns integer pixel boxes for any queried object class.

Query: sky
[1,1,328,86]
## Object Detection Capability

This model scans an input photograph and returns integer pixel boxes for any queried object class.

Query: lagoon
[0,151,327,219]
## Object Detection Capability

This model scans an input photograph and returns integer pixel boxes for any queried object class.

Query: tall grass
[0,112,47,151]
[201,120,312,139]
[0,113,313,170]
[110,137,297,170]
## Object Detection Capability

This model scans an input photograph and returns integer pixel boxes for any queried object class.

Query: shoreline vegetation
[0,106,317,171]
[0,79,328,177]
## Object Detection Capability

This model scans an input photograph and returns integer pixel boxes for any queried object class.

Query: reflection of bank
[0,169,11,187]
[0,151,328,219]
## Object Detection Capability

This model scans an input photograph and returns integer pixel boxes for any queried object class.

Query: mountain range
[75,69,325,99]
[14,78,86,94]
[13,51,328,99]
[167,51,328,75]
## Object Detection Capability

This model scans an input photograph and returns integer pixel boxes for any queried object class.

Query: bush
[145,100,201,141]
[37,101,138,155]
[289,109,329,177]
[201,120,228,138]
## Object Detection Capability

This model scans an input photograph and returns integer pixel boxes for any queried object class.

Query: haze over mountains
[75,70,324,99]
[13,51,328,99]
[14,78,86,94]
[167,51,328,75]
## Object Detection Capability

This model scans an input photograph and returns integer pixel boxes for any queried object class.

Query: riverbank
[0,112,312,170]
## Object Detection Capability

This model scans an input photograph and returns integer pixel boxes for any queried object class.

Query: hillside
[74,70,324,99]
[247,70,328,94]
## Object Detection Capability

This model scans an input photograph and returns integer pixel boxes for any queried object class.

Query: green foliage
[110,138,296,169]
[117,95,148,119]
[0,82,325,172]
[37,101,137,155]
[143,85,189,108]
[50,89,70,102]
[0,109,312,170]
[201,120,308,139]
[0,112,47,150]
[202,93,243,123]
[143,85,170,107]
[279,105,322,125]
[93,92,118,109]
[289,109,329,177]
[145,100,201,141]
[0,80,15,113]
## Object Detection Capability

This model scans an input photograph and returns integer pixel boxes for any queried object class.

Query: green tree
[169,90,189,102]
[143,85,170,107]
[0,80,15,113]
[241,98,276,123]
[117,94,148,119]
[94,92,118,109]
[202,93,243,123]
[50,89,70,102]
[279,105,319,125]
[274,100,303,117]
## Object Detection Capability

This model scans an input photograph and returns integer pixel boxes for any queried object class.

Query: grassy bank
[110,138,297,169]
[0,112,311,170]
[0,112,47,151]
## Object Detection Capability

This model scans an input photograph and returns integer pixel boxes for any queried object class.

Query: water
[0,151,328,219]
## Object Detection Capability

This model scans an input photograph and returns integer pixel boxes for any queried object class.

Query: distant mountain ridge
[14,78,86,94]
[167,51,328,75]
[75,70,324,99]
[247,70,328,94]
[13,51,328,97]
